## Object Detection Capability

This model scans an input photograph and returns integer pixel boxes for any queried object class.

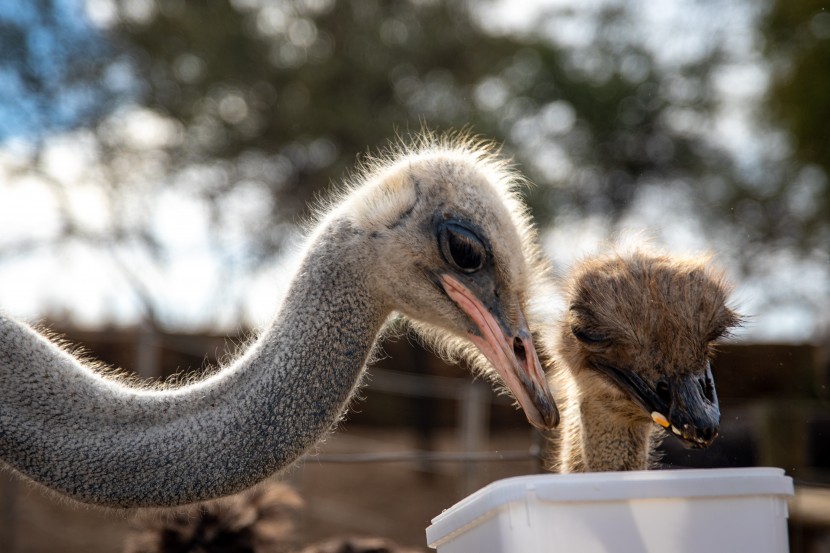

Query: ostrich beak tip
[440,274,559,430]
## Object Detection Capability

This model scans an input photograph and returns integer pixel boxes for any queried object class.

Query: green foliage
[106,0,526,255]
[762,0,830,249]
[764,1,830,172]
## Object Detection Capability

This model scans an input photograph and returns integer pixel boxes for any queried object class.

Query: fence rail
[303,447,542,464]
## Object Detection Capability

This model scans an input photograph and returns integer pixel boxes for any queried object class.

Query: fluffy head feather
[545,244,741,472]
[559,246,740,393]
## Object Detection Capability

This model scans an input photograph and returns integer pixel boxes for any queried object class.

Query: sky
[0,0,827,342]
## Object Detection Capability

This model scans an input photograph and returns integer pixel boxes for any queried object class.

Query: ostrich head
[0,133,559,509]
[558,250,740,448]
[327,136,558,429]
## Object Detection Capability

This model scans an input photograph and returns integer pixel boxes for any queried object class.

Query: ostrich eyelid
[571,326,609,345]
[437,220,487,273]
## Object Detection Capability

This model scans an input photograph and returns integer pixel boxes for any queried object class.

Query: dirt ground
[0,425,542,553]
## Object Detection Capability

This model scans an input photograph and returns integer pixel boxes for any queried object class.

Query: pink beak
[440,274,559,430]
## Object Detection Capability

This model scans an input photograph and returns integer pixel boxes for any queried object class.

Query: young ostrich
[124,481,424,553]
[0,134,558,508]
[543,249,740,473]
[123,481,305,553]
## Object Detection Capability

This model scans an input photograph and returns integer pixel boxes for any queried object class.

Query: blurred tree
[0,0,119,141]
[0,0,749,246]
[104,0,522,257]
[97,0,746,258]
[764,1,830,173]
[761,0,830,251]
[1,0,827,329]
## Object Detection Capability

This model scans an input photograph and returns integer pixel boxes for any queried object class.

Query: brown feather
[543,246,740,472]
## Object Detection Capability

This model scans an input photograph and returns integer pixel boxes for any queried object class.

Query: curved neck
[0,220,389,507]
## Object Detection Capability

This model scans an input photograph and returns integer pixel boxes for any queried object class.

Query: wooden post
[458,381,490,495]
[0,472,16,553]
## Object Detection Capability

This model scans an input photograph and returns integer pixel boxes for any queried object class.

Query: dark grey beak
[594,360,720,449]
[665,361,720,448]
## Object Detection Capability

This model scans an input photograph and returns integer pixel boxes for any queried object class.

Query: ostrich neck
[552,368,653,473]
[0,221,389,507]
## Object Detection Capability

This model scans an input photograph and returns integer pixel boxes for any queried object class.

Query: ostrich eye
[568,307,608,345]
[571,326,608,345]
[440,223,486,273]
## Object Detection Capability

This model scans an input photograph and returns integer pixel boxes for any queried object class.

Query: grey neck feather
[0,219,388,507]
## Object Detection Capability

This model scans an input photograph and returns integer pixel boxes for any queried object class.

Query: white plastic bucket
[426,467,793,553]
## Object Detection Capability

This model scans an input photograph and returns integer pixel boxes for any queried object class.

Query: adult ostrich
[0,135,558,508]
[542,248,740,473]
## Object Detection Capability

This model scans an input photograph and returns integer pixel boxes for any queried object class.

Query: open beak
[440,274,559,430]
[595,361,720,448]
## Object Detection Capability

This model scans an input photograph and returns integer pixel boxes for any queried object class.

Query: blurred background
[0,0,828,551]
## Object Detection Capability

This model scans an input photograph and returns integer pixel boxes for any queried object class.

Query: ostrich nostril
[695,424,718,444]
[512,337,527,363]
[655,380,671,405]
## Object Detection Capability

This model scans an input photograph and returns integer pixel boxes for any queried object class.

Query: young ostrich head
[546,248,741,472]
[0,133,557,507]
